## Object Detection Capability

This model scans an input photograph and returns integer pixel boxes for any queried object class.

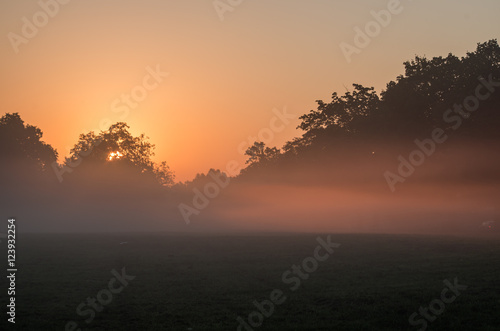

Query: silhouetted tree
[244,142,281,165]
[0,112,58,173]
[239,39,500,181]
[154,161,175,187]
[183,168,229,188]
[64,122,174,186]
[381,40,500,137]
[0,113,60,226]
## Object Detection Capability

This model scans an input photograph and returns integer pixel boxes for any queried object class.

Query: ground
[1,233,499,330]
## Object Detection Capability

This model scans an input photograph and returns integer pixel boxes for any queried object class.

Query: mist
[2,135,496,236]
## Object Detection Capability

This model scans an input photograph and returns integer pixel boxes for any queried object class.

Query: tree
[239,39,500,184]
[0,112,58,173]
[286,39,500,157]
[285,84,380,155]
[298,84,380,135]
[381,40,500,137]
[0,113,59,221]
[244,142,281,165]
[154,161,175,187]
[65,122,174,186]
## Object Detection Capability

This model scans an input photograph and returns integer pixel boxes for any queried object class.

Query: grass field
[1,233,500,330]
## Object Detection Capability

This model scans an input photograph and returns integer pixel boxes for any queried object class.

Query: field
[1,233,500,330]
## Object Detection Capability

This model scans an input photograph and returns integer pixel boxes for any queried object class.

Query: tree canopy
[65,122,174,186]
[0,112,58,173]
[248,39,500,168]
[2,40,499,187]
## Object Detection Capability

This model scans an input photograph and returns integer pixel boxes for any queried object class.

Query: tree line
[1,40,499,229]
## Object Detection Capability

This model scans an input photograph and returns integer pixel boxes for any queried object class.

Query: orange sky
[1,0,499,181]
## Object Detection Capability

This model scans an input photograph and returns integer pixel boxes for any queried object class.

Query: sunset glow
[1,1,499,181]
[1,1,500,330]
[107,151,123,161]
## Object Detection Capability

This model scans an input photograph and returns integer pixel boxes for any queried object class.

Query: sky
[1,0,499,181]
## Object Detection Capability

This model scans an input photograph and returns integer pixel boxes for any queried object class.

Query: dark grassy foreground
[1,233,499,330]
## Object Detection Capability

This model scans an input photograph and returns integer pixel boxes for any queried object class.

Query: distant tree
[154,161,175,187]
[238,39,500,181]
[184,168,228,186]
[65,122,174,186]
[285,39,500,157]
[244,142,281,165]
[285,84,380,155]
[298,84,379,134]
[0,112,58,173]
[381,39,500,136]
[67,123,153,168]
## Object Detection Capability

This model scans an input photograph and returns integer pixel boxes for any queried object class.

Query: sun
[107,151,123,161]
